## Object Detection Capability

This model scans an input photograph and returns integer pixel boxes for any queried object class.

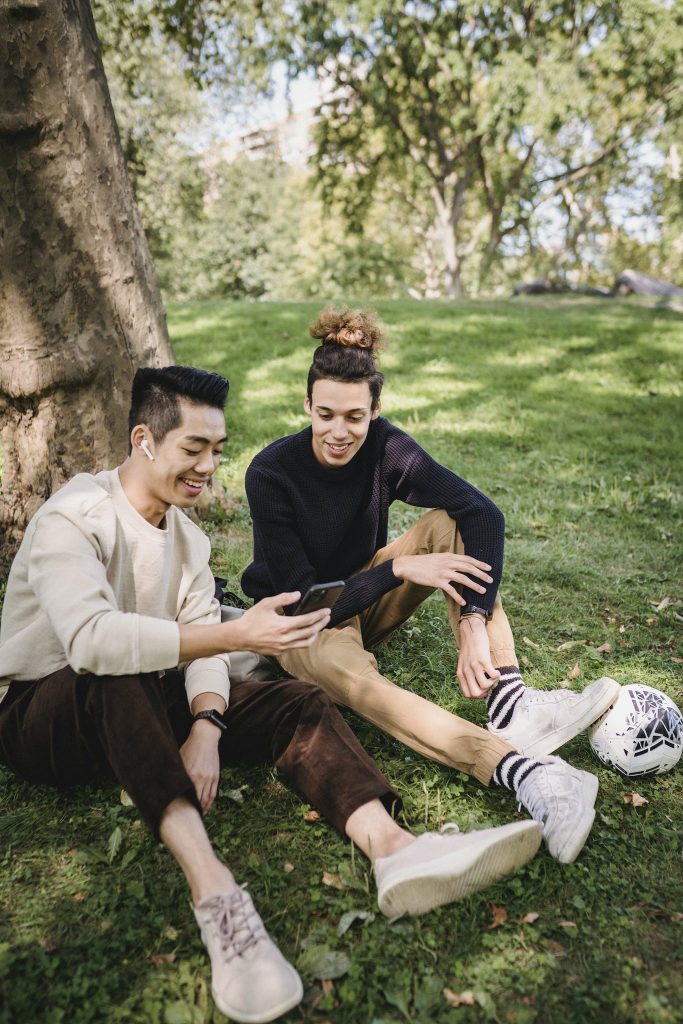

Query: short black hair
[128,365,229,449]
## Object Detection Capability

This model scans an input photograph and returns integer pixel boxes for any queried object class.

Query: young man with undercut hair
[0,365,543,1024]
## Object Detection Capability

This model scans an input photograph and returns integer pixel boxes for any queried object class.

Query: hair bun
[309,305,384,354]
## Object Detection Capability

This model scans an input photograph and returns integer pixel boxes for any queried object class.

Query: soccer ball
[588,684,683,777]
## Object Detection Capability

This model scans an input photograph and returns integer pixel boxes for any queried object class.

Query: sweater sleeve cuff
[184,657,231,707]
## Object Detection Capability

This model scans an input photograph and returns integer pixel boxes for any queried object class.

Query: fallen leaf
[304,809,321,823]
[150,952,176,966]
[337,909,375,936]
[545,940,567,957]
[73,892,86,903]
[443,988,476,1007]
[224,788,244,805]
[652,596,672,611]
[298,947,351,980]
[623,792,649,808]
[672,658,683,664]
[568,663,581,679]
[520,654,530,667]
[120,789,134,807]
[488,903,508,929]
[619,624,626,633]
[556,640,585,652]
[596,642,612,654]
[322,871,347,891]
[646,618,655,626]
[531,522,544,529]
[523,636,540,649]
[165,927,178,941]
[522,912,540,924]
[283,862,295,873]
[560,920,578,930]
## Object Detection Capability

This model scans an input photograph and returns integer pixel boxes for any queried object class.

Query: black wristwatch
[460,603,492,621]
[193,709,228,733]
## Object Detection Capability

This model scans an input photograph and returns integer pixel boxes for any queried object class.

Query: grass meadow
[0,297,681,1024]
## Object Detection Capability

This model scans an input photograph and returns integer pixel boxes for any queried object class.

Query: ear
[371,400,381,420]
[304,396,312,415]
[130,424,152,456]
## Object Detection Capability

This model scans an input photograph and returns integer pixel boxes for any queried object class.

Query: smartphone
[294,580,346,615]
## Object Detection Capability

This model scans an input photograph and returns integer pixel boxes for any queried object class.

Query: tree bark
[0,0,173,549]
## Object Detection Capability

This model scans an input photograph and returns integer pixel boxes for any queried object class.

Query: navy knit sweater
[242,417,505,627]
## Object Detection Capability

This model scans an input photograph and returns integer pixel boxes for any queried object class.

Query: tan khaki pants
[279,509,518,785]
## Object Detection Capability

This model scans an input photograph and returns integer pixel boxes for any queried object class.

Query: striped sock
[487,667,525,729]
[492,751,542,793]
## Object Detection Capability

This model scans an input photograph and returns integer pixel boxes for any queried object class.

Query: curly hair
[307,306,385,409]
[308,306,384,352]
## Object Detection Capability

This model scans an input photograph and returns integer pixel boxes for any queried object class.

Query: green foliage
[1,297,682,1021]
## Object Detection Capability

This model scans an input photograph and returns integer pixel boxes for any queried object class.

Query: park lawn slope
[0,297,681,1024]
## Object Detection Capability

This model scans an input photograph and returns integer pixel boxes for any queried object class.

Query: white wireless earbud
[140,439,155,461]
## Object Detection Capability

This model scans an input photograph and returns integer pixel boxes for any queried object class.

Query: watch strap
[460,603,492,621]
[193,709,228,733]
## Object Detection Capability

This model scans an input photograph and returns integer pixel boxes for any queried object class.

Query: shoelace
[208,889,267,961]
[516,770,551,825]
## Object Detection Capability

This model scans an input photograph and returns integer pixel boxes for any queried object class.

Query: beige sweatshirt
[0,469,230,706]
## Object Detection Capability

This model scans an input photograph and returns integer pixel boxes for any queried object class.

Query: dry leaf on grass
[568,663,581,679]
[523,636,540,649]
[150,952,176,966]
[623,792,649,807]
[545,940,567,957]
[488,904,508,928]
[522,912,540,924]
[322,871,347,891]
[303,809,321,823]
[322,980,335,996]
[651,596,672,611]
[443,988,476,1007]
[283,862,295,873]
[556,640,585,652]
[596,642,612,654]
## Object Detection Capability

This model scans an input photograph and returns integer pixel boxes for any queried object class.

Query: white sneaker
[374,819,542,918]
[194,887,303,1023]
[488,676,621,757]
[516,756,599,863]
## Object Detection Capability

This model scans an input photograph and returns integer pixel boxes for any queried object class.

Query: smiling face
[131,399,227,513]
[305,378,379,468]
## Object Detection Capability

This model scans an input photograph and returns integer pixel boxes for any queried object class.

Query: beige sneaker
[194,887,303,1023]
[374,819,542,918]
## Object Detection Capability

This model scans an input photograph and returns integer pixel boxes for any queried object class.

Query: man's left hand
[180,721,221,814]
[457,615,500,698]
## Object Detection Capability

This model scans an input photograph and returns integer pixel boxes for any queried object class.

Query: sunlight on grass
[2,297,681,1024]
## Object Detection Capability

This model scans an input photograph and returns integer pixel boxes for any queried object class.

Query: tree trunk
[431,185,465,298]
[0,0,173,550]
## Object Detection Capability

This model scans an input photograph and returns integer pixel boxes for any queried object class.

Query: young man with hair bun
[0,364,546,1024]
[243,306,621,866]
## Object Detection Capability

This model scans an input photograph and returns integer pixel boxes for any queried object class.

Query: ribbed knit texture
[486,668,525,729]
[492,751,542,793]
[242,418,506,627]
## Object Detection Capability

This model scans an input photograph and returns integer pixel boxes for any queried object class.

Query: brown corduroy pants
[279,509,518,785]
[0,667,400,839]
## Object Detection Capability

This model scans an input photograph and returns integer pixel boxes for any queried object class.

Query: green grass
[1,297,682,1024]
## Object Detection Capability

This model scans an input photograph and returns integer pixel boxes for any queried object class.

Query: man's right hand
[231,592,330,655]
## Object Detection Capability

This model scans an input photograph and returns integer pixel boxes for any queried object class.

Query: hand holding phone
[294,580,346,615]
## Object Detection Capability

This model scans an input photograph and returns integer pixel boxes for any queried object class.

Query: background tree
[284,0,683,296]
[0,0,173,546]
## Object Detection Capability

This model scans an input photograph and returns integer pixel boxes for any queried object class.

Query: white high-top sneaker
[516,756,599,863]
[488,676,621,757]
